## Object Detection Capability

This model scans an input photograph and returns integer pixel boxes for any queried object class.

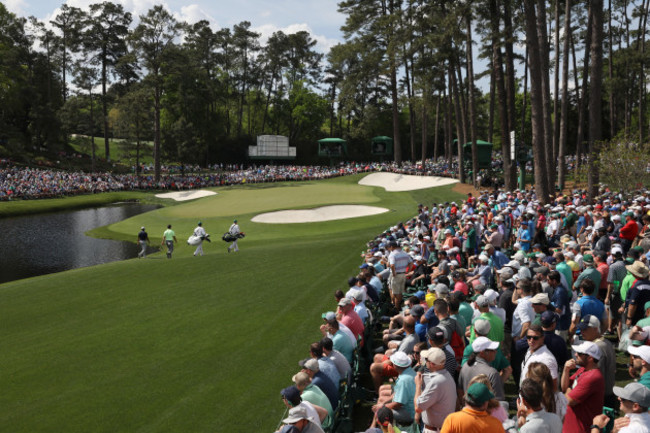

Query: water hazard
[0,203,159,284]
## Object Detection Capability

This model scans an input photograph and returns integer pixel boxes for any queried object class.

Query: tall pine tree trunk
[588,0,604,200]
[524,0,550,202]
[576,4,593,174]
[466,13,479,186]
[536,0,555,193]
[503,0,518,190]
[558,0,572,191]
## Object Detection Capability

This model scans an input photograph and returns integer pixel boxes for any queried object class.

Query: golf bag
[222,232,245,242]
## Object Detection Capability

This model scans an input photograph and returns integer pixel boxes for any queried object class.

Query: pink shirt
[340,309,364,342]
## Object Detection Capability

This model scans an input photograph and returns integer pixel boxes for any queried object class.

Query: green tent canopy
[318,138,347,157]
[371,136,393,155]
[462,140,493,169]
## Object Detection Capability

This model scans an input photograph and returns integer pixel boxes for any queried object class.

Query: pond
[0,203,159,285]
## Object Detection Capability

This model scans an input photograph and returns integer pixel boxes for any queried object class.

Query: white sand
[155,190,217,201]
[358,172,458,191]
[252,205,389,224]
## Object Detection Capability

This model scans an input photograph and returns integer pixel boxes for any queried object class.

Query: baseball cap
[427,326,447,344]
[473,318,491,336]
[466,383,495,405]
[577,314,601,332]
[389,351,412,368]
[583,254,594,265]
[472,336,499,352]
[435,283,450,294]
[572,341,602,360]
[421,347,446,365]
[321,311,336,321]
[414,290,426,300]
[484,289,498,303]
[299,358,320,372]
[410,305,425,318]
[534,266,550,276]
[281,386,302,405]
[282,406,310,424]
[140,226,145,230]
[530,293,550,305]
[628,345,650,363]
[359,263,370,269]
[506,260,522,269]
[613,382,650,407]
[338,298,353,307]
[540,310,558,327]
[475,295,489,308]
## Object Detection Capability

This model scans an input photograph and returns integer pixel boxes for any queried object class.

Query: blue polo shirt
[575,295,605,322]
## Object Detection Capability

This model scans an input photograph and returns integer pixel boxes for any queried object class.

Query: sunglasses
[526,335,542,341]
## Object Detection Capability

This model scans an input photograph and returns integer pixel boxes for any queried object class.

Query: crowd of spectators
[0,154,592,201]
[276,187,650,433]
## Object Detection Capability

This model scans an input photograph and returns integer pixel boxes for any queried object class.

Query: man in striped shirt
[388,241,413,309]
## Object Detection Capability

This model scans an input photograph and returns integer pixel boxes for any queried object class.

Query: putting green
[0,173,465,432]
[163,180,379,218]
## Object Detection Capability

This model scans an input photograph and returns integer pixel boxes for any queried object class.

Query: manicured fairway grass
[0,174,464,432]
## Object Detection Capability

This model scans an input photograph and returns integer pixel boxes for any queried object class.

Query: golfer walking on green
[162,224,177,258]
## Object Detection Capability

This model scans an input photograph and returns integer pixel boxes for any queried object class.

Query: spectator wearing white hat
[469,295,504,347]
[576,314,617,408]
[458,337,505,401]
[484,289,506,323]
[561,341,604,433]
[628,345,650,389]
[279,405,325,433]
[372,351,416,425]
[414,348,457,433]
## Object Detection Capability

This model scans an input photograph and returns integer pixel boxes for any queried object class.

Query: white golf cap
[390,351,412,368]
[572,341,602,360]
[628,345,650,364]
[472,336,499,353]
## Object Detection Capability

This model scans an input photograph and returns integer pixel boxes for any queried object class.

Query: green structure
[371,136,393,156]
[318,138,347,157]
[462,140,493,169]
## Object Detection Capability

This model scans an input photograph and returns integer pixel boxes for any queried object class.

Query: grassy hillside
[0,174,464,432]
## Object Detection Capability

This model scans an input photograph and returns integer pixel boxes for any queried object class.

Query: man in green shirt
[292,371,334,427]
[573,254,601,291]
[161,224,177,259]
[462,318,511,384]
[554,251,574,296]
[469,296,504,346]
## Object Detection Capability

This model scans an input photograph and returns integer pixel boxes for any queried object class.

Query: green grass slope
[0,174,464,433]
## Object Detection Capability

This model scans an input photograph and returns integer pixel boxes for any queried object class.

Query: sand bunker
[155,190,217,201]
[252,205,389,224]
[359,172,458,191]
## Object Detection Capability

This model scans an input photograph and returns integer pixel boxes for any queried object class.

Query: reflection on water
[0,203,159,284]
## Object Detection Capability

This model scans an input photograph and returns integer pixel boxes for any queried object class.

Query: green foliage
[597,136,650,192]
